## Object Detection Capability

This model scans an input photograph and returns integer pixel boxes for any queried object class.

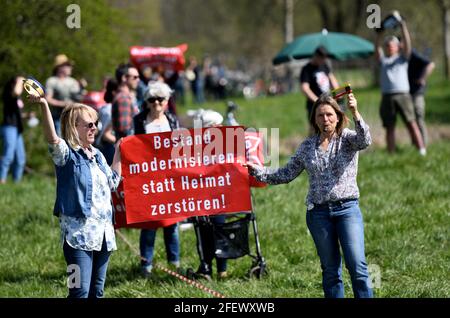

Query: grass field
[0,76,449,298]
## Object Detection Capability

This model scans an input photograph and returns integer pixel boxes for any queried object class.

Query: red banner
[129,44,188,72]
[245,131,267,188]
[120,127,252,224]
[112,181,186,229]
[81,91,106,110]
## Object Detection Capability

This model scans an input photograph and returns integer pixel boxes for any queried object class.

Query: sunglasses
[81,121,99,129]
[147,96,166,103]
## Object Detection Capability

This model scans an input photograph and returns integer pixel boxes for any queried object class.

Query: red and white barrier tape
[115,229,226,298]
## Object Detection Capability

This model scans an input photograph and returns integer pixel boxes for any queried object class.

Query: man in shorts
[375,19,426,155]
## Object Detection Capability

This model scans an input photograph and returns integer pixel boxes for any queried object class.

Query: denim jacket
[50,139,119,218]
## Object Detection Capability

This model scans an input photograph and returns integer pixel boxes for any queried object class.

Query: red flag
[81,91,106,110]
[129,44,188,72]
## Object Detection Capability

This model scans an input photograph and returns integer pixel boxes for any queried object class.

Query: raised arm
[375,31,384,62]
[347,93,361,121]
[400,20,411,59]
[27,95,59,144]
[345,93,371,150]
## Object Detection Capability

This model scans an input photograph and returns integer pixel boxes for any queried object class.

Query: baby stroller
[185,103,267,280]
[189,199,267,280]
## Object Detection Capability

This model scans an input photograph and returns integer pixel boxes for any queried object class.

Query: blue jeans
[140,223,180,268]
[63,238,111,298]
[306,199,373,298]
[0,125,26,182]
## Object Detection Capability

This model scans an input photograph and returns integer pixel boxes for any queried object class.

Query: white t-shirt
[380,54,410,94]
[144,119,171,134]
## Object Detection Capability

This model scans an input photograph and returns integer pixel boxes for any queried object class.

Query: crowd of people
[298,16,433,155]
[0,10,437,299]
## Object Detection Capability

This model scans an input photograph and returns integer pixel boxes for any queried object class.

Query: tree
[441,0,450,79]
[0,0,136,91]
[285,0,294,44]
[0,0,139,173]
[315,0,368,33]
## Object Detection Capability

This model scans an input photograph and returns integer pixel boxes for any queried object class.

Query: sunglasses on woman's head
[147,96,166,103]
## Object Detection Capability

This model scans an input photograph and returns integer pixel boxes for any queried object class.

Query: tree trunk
[317,0,330,30]
[284,0,295,93]
[443,1,450,79]
[284,0,294,44]
[352,0,366,33]
[335,0,344,32]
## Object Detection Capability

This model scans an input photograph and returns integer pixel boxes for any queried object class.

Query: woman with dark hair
[1,76,26,183]
[248,93,373,298]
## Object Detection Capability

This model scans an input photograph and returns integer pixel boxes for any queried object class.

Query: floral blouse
[49,139,120,251]
[251,119,371,209]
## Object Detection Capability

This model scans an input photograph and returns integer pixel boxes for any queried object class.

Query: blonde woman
[28,94,122,298]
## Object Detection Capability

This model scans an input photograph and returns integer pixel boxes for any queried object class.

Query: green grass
[1,78,449,298]
[0,143,449,298]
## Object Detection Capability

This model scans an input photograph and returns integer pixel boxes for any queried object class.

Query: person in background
[300,46,339,134]
[0,76,26,184]
[248,93,373,298]
[133,81,181,277]
[375,18,426,155]
[95,78,118,165]
[45,54,82,136]
[186,56,205,104]
[27,93,122,298]
[154,65,179,115]
[111,63,140,139]
[135,66,154,111]
[408,49,435,146]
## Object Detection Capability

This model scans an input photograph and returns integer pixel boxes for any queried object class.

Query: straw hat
[53,54,74,68]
